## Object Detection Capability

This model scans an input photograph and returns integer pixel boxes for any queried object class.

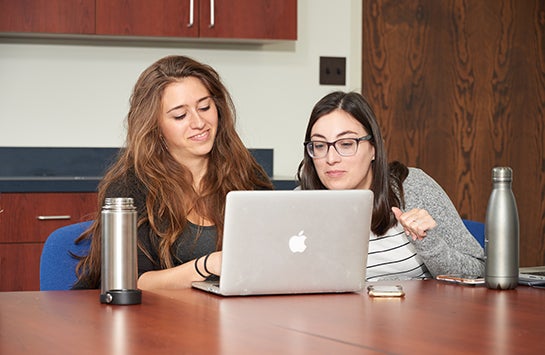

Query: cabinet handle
[37,215,71,221]
[209,0,215,28]
[187,0,194,28]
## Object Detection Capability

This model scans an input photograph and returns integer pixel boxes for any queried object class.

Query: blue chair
[40,221,93,290]
[462,219,485,248]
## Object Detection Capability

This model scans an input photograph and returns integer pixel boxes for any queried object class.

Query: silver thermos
[484,167,519,290]
[100,197,142,304]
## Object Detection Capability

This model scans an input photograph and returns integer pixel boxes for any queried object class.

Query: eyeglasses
[304,135,373,159]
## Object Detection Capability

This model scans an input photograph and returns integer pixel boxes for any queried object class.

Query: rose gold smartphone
[436,274,485,286]
[367,285,405,297]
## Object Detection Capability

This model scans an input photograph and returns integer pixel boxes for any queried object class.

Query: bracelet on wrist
[203,253,213,276]
[194,255,209,278]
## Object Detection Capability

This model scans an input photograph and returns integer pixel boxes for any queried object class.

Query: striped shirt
[366,224,432,281]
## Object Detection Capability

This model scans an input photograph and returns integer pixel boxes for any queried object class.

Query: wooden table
[1,280,544,354]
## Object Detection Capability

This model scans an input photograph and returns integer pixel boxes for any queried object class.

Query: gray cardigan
[402,168,485,277]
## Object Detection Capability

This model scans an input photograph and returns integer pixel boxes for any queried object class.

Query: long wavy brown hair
[74,55,272,287]
[296,91,407,236]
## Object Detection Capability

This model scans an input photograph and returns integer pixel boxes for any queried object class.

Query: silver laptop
[519,266,545,285]
[192,189,373,296]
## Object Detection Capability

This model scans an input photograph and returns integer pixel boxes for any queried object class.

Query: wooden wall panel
[363,0,545,266]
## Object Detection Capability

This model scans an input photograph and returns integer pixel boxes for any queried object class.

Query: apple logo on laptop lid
[289,230,307,253]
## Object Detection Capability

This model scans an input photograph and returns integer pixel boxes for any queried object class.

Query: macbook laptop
[519,266,545,285]
[192,189,373,296]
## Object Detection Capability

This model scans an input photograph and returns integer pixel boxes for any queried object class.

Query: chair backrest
[40,221,93,290]
[462,219,485,248]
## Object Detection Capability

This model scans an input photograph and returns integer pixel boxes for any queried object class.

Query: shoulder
[403,167,443,199]
[404,167,440,189]
[402,167,451,209]
[405,167,428,181]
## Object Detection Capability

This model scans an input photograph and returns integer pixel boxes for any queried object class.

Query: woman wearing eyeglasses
[297,91,484,281]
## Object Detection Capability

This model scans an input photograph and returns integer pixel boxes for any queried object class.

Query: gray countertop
[0,147,297,192]
[0,176,297,193]
[0,176,103,192]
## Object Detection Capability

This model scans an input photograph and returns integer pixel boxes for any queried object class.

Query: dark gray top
[174,222,217,264]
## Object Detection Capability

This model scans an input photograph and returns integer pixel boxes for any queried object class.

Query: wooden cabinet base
[0,243,43,291]
[0,192,97,291]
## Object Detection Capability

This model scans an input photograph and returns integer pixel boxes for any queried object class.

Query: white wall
[0,0,362,179]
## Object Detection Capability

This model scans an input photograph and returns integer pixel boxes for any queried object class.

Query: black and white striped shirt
[366,224,431,281]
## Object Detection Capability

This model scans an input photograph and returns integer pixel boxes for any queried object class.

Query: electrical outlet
[319,56,346,85]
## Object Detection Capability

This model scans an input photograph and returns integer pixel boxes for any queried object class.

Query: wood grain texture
[363,0,545,265]
[0,192,97,243]
[0,0,95,34]
[199,0,297,40]
[95,0,198,37]
[0,192,97,291]
[0,243,42,291]
[95,0,296,40]
[2,282,545,354]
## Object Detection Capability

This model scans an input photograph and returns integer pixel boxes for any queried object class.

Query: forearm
[414,235,484,276]
[137,251,222,290]
[402,168,485,276]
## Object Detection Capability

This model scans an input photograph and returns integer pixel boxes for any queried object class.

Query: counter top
[0,176,102,192]
[0,176,297,193]
[0,147,297,192]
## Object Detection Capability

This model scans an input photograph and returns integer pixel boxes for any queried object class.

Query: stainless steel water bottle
[484,167,519,290]
[100,197,142,304]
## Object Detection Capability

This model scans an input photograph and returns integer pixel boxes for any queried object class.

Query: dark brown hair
[297,91,407,235]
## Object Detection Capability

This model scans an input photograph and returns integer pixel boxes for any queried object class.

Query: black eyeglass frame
[304,134,373,158]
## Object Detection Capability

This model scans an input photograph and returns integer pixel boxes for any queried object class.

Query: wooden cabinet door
[0,192,97,291]
[95,0,198,37]
[0,0,95,34]
[199,0,297,40]
[0,192,98,243]
[0,0,296,40]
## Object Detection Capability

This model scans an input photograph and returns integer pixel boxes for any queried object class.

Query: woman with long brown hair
[74,55,272,289]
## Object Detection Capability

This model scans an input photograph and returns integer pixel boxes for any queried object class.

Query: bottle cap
[103,197,136,210]
[492,167,512,182]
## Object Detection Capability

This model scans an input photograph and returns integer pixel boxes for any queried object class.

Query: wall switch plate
[319,56,346,85]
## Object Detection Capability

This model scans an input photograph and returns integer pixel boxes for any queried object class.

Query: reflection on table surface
[1,280,545,354]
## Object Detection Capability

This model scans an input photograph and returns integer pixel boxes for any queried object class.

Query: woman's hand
[138,251,223,290]
[392,207,437,241]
